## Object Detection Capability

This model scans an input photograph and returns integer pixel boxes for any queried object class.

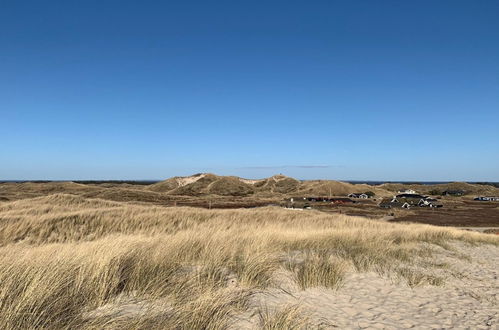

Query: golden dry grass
[0,194,497,329]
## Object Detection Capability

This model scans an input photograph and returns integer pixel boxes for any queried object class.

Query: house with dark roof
[348,193,369,199]
[379,197,403,208]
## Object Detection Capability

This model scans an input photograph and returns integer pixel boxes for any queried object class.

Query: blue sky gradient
[1,1,498,181]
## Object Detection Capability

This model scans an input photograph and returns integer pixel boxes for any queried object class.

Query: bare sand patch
[235,242,498,329]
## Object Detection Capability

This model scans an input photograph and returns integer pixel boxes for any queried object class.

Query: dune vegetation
[0,194,497,329]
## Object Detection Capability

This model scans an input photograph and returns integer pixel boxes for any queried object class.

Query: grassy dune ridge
[0,194,497,329]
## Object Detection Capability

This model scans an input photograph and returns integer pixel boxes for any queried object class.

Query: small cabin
[348,193,369,199]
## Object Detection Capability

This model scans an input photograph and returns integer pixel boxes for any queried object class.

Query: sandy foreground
[233,241,499,329]
[89,241,499,329]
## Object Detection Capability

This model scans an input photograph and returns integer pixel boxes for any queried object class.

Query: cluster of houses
[283,190,378,209]
[378,188,498,209]
[379,190,443,209]
[282,187,497,211]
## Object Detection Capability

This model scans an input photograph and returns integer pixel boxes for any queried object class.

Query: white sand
[238,242,499,329]
[175,174,206,186]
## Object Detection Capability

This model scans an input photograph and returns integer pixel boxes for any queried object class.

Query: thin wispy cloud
[238,165,339,170]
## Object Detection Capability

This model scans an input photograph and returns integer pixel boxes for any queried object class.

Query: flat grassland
[0,194,498,329]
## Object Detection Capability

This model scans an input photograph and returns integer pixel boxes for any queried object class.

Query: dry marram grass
[0,194,497,329]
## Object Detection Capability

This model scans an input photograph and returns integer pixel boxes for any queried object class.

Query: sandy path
[239,242,499,329]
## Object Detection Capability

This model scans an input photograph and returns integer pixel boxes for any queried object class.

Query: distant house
[417,199,442,207]
[442,190,465,196]
[348,193,369,199]
[398,189,416,195]
[474,196,499,202]
[379,197,403,208]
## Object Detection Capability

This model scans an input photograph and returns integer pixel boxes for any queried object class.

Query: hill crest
[147,174,396,197]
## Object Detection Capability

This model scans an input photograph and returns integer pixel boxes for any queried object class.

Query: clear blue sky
[1,1,498,181]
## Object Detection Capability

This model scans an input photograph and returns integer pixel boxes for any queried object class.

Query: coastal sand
[236,241,498,329]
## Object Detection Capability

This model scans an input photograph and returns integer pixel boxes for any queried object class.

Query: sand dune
[146,173,394,197]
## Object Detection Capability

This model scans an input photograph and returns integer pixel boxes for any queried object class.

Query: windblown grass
[0,194,497,329]
[258,305,310,329]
